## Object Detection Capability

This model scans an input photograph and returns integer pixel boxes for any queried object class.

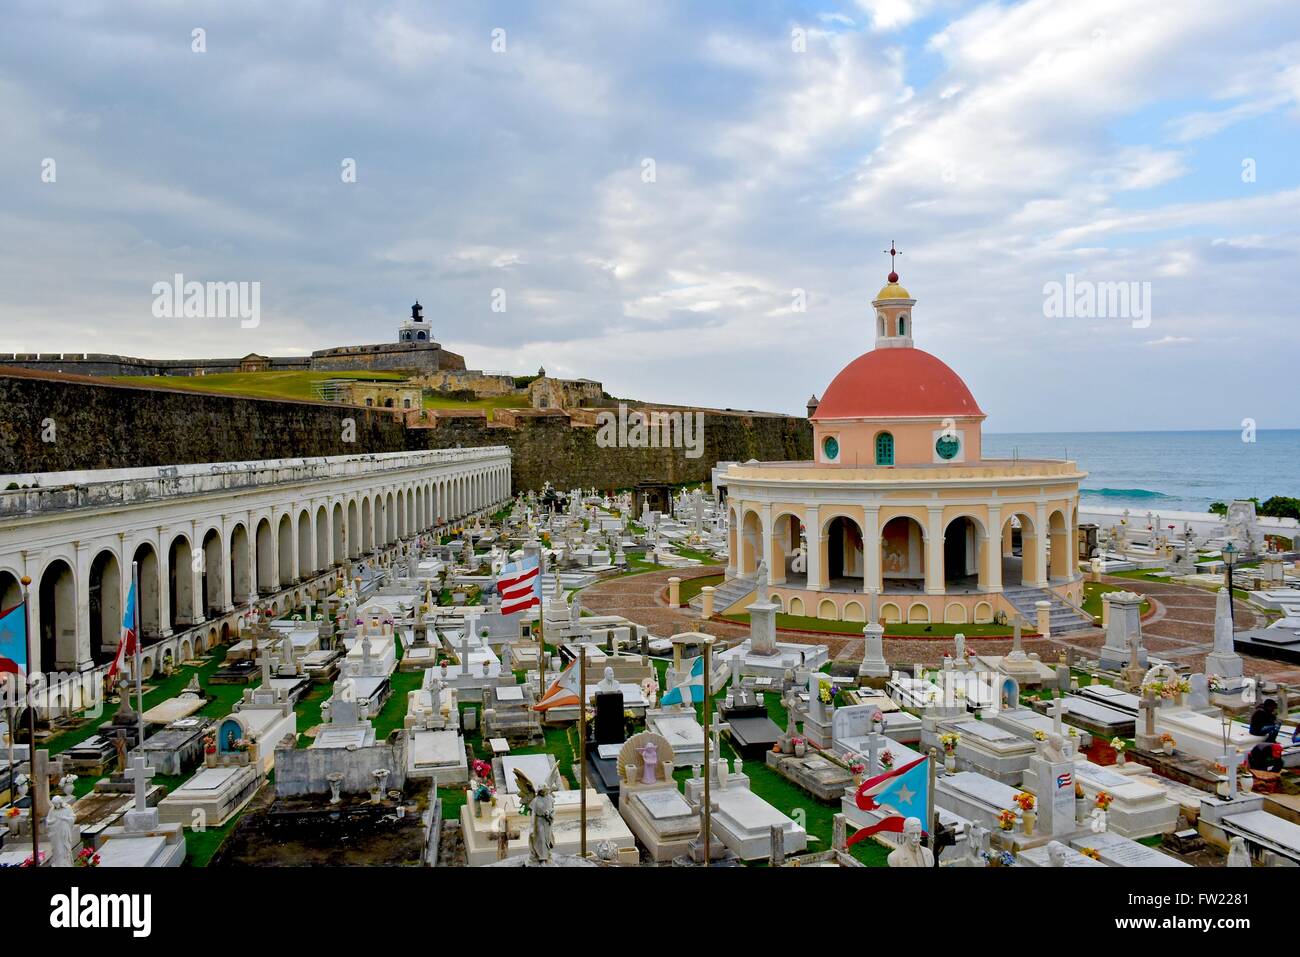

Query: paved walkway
[580,566,1300,682]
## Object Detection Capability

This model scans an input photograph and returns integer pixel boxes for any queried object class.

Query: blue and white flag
[660,655,705,706]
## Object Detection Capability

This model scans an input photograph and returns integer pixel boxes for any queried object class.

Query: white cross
[126,755,156,812]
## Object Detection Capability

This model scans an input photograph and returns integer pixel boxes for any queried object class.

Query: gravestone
[1099,591,1146,671]
[1030,753,1077,837]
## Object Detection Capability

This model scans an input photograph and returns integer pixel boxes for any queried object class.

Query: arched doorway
[1048,509,1070,580]
[229,523,251,605]
[88,551,122,667]
[361,498,373,554]
[39,559,77,671]
[315,506,330,571]
[825,515,865,589]
[168,535,195,630]
[772,513,803,585]
[131,543,162,638]
[880,516,925,593]
[347,500,361,558]
[1000,512,1040,586]
[255,518,275,594]
[278,514,294,585]
[942,516,984,592]
[739,510,762,576]
[202,528,224,617]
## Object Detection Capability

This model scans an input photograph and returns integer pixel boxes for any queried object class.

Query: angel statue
[514,766,561,866]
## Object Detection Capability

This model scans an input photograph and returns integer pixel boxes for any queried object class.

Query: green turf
[678,574,723,604]
[721,610,1013,637]
[1081,581,1150,619]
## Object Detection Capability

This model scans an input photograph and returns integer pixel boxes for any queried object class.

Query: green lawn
[112,370,407,402]
[721,610,1013,637]
[1082,581,1150,619]
[678,574,723,604]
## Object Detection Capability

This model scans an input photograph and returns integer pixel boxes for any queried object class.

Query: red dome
[811,348,984,419]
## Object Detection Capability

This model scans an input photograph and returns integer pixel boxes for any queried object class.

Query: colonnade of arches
[2,463,512,674]
[729,502,1076,597]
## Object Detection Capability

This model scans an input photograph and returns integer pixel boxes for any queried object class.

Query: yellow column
[864,506,882,594]
[668,576,681,607]
[925,507,945,595]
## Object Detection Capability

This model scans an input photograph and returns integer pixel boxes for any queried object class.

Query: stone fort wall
[0,370,811,491]
[0,341,465,379]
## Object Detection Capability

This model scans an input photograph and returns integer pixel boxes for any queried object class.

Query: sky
[2,0,1299,432]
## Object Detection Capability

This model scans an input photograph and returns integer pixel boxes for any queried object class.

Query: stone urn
[1162,742,1174,756]
[1115,750,1127,766]
[1021,811,1035,835]
[944,753,957,774]
[794,741,807,758]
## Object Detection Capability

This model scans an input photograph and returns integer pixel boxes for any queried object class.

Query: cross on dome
[883,240,901,283]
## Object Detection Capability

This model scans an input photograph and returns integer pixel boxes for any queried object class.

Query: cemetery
[4,373,1300,878]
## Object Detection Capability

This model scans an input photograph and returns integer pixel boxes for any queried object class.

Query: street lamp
[1222,542,1238,629]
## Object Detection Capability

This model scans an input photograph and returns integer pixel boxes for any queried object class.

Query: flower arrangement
[1159,732,1176,747]
[1013,792,1036,813]
[1208,675,1226,693]
[996,809,1017,831]
[1033,730,1048,742]
[75,847,101,868]
[848,757,867,776]
[939,732,961,754]
[1110,737,1127,752]
[818,683,833,705]
[231,737,251,753]
[1094,791,1113,811]
[1078,847,1101,861]
[1174,678,1191,695]
[790,736,805,748]
[471,759,492,780]
[880,750,895,770]
[4,806,20,820]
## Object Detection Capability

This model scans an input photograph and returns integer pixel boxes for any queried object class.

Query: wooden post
[702,637,713,867]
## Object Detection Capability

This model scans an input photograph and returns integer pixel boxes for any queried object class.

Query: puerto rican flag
[107,577,139,680]
[1055,771,1073,790]
[534,657,582,712]
[497,558,542,616]
[846,754,930,846]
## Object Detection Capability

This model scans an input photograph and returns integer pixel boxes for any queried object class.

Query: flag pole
[579,645,587,859]
[19,576,38,866]
[702,636,713,868]
[927,745,937,855]
[133,561,143,751]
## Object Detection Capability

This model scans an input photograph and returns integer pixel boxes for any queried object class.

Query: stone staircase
[1001,584,1095,633]
[689,572,757,614]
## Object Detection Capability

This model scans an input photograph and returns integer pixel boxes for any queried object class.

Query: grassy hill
[110,370,532,415]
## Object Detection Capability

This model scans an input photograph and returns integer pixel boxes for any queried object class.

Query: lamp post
[1222,542,1238,629]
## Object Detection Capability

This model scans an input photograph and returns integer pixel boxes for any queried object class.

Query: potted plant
[880,749,895,771]
[939,732,961,772]
[1159,732,1176,756]
[1013,791,1036,834]
[847,755,867,785]
[1110,737,1127,765]
[996,809,1016,832]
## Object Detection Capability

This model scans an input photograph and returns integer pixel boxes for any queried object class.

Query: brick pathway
[580,566,1300,681]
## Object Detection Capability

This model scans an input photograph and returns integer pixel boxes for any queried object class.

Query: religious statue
[1046,840,1070,867]
[45,795,78,868]
[635,740,661,784]
[1226,836,1251,867]
[112,730,129,775]
[1040,731,1071,764]
[1089,806,1108,834]
[886,817,934,868]
[514,765,560,866]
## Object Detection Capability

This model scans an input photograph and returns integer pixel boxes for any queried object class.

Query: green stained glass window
[822,436,839,460]
[875,432,894,466]
[936,433,960,460]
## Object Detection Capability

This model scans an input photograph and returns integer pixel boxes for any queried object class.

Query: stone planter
[1021,811,1035,835]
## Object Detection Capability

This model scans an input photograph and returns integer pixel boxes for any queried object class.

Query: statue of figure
[1046,840,1069,867]
[887,817,935,868]
[46,795,78,868]
[333,671,356,702]
[596,666,620,694]
[514,766,560,865]
[1089,807,1108,833]
[1041,732,1071,763]
[635,740,661,784]
[953,632,966,662]
[1226,836,1251,868]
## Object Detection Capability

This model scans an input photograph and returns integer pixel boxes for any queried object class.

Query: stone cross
[1049,693,1065,736]
[258,648,275,686]
[126,756,155,812]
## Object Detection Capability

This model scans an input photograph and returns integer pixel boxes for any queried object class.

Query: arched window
[898,315,907,336]
[875,431,894,466]
[877,313,886,337]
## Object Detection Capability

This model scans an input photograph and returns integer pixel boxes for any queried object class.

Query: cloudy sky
[2,0,1299,431]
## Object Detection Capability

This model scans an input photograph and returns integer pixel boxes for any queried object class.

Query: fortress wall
[0,371,811,489]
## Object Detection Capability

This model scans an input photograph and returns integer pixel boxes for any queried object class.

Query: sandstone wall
[0,370,812,489]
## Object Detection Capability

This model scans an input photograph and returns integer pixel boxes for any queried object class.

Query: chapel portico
[721,255,1084,628]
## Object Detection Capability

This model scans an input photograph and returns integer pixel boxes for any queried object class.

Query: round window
[823,436,840,460]
[935,433,960,460]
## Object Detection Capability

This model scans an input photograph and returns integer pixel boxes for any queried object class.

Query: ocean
[982,430,1300,513]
